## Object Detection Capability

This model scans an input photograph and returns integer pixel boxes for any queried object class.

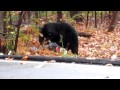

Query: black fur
[39,22,78,54]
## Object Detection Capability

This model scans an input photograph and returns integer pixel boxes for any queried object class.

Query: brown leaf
[5,57,14,61]
[22,55,29,61]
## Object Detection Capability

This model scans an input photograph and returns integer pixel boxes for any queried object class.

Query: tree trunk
[101,11,103,23]
[57,11,62,22]
[46,11,47,20]
[0,11,4,38]
[108,11,119,32]
[95,11,97,28]
[23,11,31,24]
[108,11,111,23]
[86,11,89,28]
[35,11,39,18]
[91,11,94,17]
[0,11,5,53]
[14,11,25,52]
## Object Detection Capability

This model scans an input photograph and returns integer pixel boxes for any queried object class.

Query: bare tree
[14,11,26,52]
[86,11,89,28]
[35,11,39,18]
[57,11,62,22]
[46,11,47,20]
[0,11,6,53]
[0,11,4,38]
[108,11,112,23]
[108,11,119,32]
[101,11,103,23]
[95,11,97,28]
[23,11,31,24]
[91,11,94,17]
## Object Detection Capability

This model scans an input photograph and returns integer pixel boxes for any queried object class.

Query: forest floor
[16,21,120,60]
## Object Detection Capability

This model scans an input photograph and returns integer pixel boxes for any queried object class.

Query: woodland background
[0,11,119,59]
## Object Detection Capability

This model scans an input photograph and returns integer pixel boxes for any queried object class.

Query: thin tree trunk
[0,11,4,53]
[0,11,4,38]
[101,11,103,23]
[108,11,119,32]
[86,11,89,28]
[46,11,47,20]
[108,11,111,23]
[22,11,31,24]
[35,11,38,18]
[14,11,25,52]
[2,11,7,36]
[91,11,94,17]
[57,11,62,22]
[95,11,97,28]
[9,11,12,25]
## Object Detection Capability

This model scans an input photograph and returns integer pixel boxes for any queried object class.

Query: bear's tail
[78,32,92,38]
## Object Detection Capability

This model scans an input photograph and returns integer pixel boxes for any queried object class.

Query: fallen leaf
[5,57,14,61]
[22,56,29,61]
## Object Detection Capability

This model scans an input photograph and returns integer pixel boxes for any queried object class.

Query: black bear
[39,22,78,55]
